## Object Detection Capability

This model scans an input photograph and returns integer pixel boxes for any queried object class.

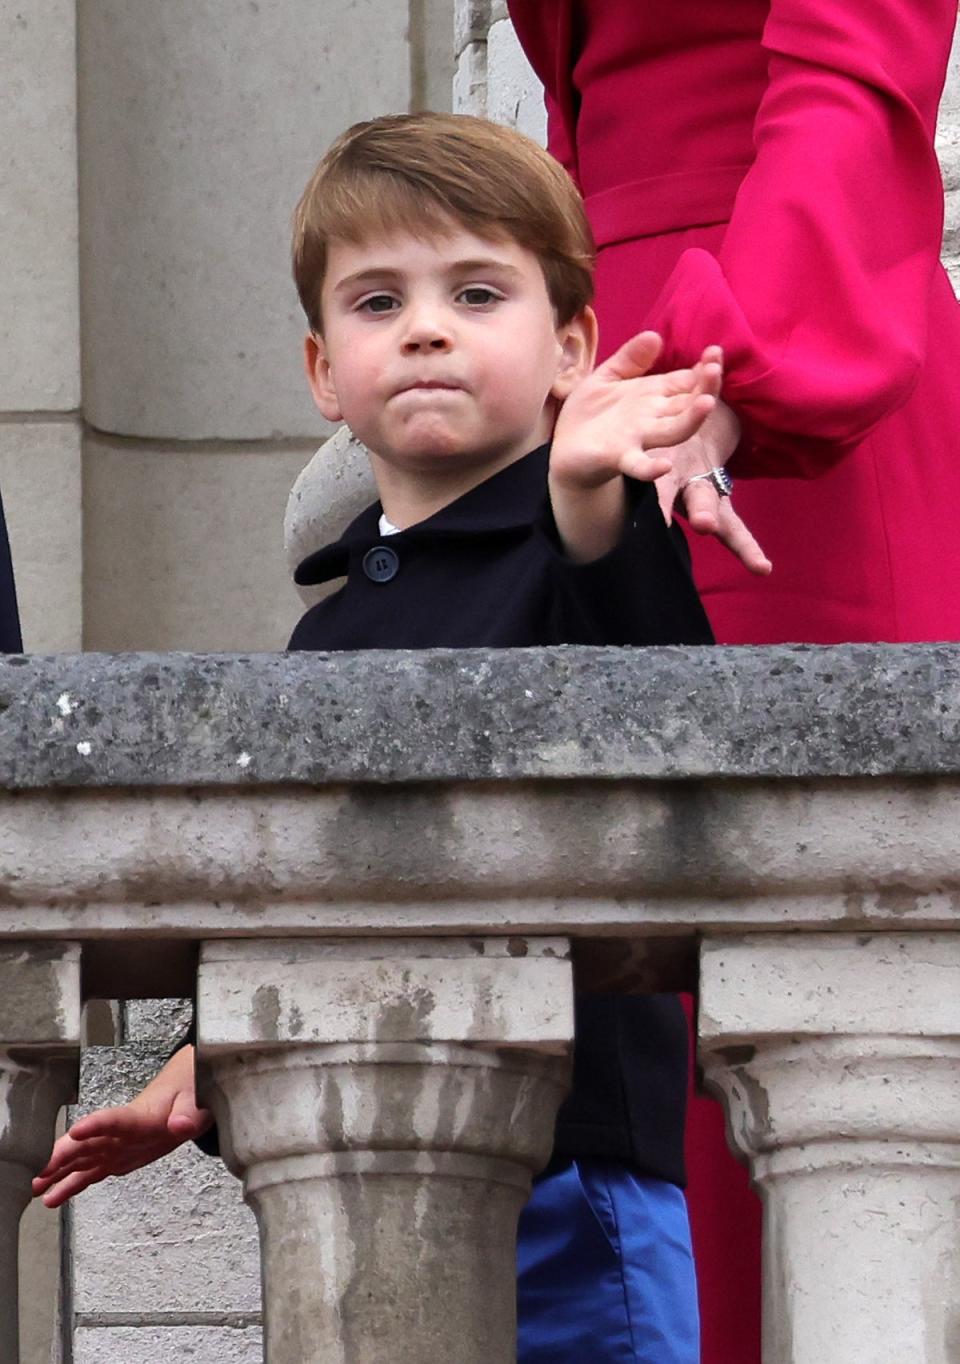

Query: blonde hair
[292,112,595,332]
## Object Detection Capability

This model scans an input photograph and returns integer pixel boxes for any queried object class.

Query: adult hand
[657,397,772,576]
[32,1046,212,1208]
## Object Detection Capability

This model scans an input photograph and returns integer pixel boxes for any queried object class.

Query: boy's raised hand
[548,332,721,563]
[31,1045,211,1209]
[550,332,721,491]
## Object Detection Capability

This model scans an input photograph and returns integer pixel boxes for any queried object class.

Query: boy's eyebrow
[331,258,526,294]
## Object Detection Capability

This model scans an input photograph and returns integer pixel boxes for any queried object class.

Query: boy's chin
[382,422,486,466]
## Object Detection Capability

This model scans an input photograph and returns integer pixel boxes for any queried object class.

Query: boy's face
[306,226,594,495]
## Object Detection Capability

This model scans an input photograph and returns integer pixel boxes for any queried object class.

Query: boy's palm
[552,332,721,489]
[32,1084,212,1209]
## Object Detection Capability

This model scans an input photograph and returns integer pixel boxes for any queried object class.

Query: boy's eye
[359,294,399,314]
[458,286,500,306]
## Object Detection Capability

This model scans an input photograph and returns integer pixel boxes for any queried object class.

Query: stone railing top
[1,645,958,790]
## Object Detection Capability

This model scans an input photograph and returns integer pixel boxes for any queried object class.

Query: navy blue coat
[290,445,712,1187]
[0,492,21,652]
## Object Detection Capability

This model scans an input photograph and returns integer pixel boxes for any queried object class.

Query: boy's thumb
[168,1088,212,1136]
[597,330,662,382]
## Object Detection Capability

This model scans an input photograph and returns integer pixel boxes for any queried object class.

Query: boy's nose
[400,306,453,353]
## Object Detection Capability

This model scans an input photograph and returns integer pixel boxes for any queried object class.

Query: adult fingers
[711,502,772,575]
[677,481,772,574]
[676,473,722,534]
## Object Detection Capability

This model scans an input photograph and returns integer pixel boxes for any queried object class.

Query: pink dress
[509,0,960,647]
[508,3,960,1360]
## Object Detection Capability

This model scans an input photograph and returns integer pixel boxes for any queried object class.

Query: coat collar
[294,444,550,586]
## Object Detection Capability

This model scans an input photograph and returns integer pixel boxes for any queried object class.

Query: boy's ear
[304,333,343,422]
[551,306,598,401]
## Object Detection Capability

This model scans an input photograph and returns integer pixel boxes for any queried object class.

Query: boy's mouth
[395,379,464,394]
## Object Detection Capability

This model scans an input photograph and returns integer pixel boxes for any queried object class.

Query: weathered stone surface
[72,1325,262,1363]
[0,945,80,1043]
[0,646,958,790]
[2,778,960,954]
[71,1046,260,1318]
[487,14,546,141]
[78,0,411,441]
[700,934,960,1364]
[417,0,455,113]
[455,0,492,55]
[700,933,960,1040]
[0,421,82,652]
[0,0,80,412]
[198,939,571,1364]
[199,938,572,1050]
[0,947,80,1363]
[19,1190,62,1364]
[82,437,311,651]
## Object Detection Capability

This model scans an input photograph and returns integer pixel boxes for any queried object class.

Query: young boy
[35,113,719,1362]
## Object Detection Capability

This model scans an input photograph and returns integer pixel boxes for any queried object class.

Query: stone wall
[1,0,452,656]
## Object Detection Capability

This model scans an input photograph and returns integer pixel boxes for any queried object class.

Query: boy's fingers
[695,360,723,397]
[643,394,715,450]
[40,1167,107,1209]
[61,1106,143,1141]
[596,330,663,382]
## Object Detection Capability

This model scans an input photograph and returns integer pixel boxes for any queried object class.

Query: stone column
[0,945,81,1361]
[196,938,572,1364]
[699,933,960,1364]
[0,1,82,651]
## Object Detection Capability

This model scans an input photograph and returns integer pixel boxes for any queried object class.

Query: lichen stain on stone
[252,983,281,1041]
[377,986,436,1041]
[875,884,923,917]
[56,692,76,718]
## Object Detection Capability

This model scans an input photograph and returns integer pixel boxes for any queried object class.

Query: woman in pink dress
[507,2,960,1360]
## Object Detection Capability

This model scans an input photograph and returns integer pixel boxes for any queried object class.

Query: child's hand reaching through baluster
[32,1044,210,1208]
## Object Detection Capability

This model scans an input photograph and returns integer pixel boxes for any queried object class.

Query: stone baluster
[196,937,572,1364]
[0,945,81,1361]
[699,933,960,1364]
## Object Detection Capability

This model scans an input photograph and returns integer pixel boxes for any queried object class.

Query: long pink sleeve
[647,0,957,475]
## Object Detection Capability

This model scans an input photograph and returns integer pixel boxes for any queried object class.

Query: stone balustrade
[1,645,959,1363]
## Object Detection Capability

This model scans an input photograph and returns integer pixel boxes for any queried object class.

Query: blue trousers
[517,1159,699,1364]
